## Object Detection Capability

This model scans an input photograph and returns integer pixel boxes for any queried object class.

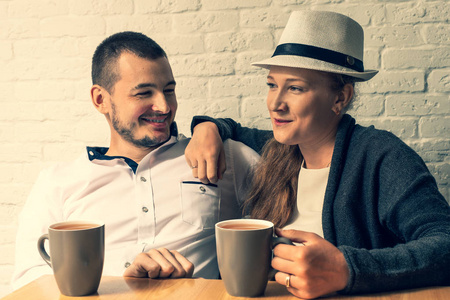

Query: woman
[187,10,450,299]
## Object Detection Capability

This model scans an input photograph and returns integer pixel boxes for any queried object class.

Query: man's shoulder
[37,151,89,179]
[224,139,259,156]
[223,139,260,168]
[162,135,260,170]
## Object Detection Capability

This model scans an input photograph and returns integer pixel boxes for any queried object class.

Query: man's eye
[136,91,152,97]
[164,89,175,94]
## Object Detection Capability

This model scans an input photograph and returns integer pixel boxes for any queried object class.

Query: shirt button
[125,262,131,268]
[199,186,206,193]
[140,177,147,182]
[142,207,149,213]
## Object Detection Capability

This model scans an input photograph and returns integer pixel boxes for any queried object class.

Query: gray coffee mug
[37,220,105,296]
[215,219,294,297]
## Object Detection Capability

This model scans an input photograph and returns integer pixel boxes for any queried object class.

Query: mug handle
[37,234,52,267]
[268,236,295,279]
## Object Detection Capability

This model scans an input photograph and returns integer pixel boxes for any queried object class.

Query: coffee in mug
[51,223,100,230]
[218,223,268,230]
[215,219,293,297]
[37,220,105,296]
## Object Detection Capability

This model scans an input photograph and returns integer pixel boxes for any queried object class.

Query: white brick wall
[0,0,448,296]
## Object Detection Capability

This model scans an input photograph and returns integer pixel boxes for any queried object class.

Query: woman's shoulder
[339,115,401,146]
[354,123,401,142]
[348,121,425,167]
[350,119,409,148]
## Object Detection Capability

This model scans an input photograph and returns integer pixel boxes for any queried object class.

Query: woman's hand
[272,229,350,299]
[185,122,226,184]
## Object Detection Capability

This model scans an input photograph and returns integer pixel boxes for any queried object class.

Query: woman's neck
[299,127,337,169]
[301,145,334,169]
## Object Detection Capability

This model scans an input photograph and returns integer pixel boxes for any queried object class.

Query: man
[12,31,259,289]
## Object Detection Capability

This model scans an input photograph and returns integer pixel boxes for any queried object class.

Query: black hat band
[272,43,364,72]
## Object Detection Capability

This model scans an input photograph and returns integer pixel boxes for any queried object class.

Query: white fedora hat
[252,10,378,81]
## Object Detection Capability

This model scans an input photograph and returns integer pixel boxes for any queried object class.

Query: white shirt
[12,134,259,290]
[283,164,330,237]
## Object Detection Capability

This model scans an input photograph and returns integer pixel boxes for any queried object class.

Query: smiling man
[12,32,259,290]
[92,52,177,160]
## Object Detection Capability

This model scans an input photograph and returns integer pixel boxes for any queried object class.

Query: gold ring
[285,275,291,288]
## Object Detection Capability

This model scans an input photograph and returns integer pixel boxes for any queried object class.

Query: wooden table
[2,275,449,300]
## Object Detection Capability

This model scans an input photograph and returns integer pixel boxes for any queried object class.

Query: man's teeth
[143,117,165,123]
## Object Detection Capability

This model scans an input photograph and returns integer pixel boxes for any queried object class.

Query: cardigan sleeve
[191,116,273,154]
[336,130,450,294]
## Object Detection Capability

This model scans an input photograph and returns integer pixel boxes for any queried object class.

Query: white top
[12,134,259,290]
[283,164,330,238]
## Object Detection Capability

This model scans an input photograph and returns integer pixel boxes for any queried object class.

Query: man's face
[106,53,177,150]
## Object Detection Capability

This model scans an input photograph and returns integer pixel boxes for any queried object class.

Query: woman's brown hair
[243,139,302,227]
[243,72,356,228]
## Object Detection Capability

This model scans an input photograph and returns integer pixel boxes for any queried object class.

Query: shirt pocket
[180,181,221,230]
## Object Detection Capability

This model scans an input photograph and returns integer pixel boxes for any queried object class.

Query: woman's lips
[273,118,292,126]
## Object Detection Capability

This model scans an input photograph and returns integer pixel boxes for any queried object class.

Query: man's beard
[110,102,170,149]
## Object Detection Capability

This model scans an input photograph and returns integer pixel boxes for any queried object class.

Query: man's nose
[152,92,171,114]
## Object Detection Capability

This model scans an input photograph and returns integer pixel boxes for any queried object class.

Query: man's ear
[333,83,354,115]
[91,85,110,114]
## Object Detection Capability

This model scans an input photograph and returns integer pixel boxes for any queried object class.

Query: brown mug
[215,219,293,297]
[37,220,105,296]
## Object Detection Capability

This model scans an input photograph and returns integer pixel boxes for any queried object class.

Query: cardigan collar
[321,114,356,244]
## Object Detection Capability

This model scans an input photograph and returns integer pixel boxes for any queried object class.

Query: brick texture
[0,0,449,296]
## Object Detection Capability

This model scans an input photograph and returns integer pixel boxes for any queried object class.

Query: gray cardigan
[192,114,450,294]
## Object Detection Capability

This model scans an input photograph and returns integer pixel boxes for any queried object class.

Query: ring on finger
[191,165,198,169]
[285,274,291,288]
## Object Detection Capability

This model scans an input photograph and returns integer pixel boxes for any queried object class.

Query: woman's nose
[267,91,287,112]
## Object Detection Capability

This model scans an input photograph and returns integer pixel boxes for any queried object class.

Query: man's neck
[105,144,155,164]
[104,123,177,163]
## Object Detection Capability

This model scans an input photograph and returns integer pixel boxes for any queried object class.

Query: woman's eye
[289,86,304,92]
[266,83,276,89]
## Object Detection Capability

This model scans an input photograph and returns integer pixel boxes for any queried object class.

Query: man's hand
[272,229,350,299]
[123,248,194,279]
[185,122,226,184]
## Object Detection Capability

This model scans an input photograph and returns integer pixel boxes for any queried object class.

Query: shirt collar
[86,122,179,173]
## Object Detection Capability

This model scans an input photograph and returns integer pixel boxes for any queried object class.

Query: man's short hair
[91,31,167,93]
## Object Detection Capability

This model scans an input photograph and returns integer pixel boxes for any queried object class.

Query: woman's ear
[333,83,354,115]
[91,85,110,114]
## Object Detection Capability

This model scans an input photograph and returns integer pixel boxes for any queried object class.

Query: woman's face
[266,66,343,147]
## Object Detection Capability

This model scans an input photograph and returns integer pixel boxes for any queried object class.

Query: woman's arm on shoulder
[190,116,273,154]
[186,116,272,184]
